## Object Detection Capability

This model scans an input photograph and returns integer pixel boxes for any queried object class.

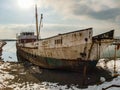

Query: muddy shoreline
[10,60,114,88]
[0,59,118,89]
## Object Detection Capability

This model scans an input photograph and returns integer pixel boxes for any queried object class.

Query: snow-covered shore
[0,59,120,90]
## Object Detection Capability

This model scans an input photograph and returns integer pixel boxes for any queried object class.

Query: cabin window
[24,40,26,43]
[79,33,82,36]
[74,34,76,37]
[42,41,48,46]
[55,39,62,44]
[89,31,91,38]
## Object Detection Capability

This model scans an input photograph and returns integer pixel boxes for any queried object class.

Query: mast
[38,14,43,39]
[35,5,39,40]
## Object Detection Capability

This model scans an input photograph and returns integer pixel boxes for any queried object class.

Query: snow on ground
[0,60,120,90]
[98,59,120,75]
[0,62,15,89]
[81,59,120,90]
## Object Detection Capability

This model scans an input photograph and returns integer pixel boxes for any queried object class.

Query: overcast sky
[0,0,120,39]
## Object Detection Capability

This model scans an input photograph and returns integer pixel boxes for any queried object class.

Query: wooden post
[114,45,117,76]
[82,62,87,86]
[82,38,88,86]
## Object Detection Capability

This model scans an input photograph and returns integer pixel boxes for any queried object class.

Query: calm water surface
[2,41,17,62]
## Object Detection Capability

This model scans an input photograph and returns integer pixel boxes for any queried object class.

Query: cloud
[0,23,81,39]
[89,8,120,21]
[0,0,120,39]
[37,0,120,23]
[0,21,119,39]
[0,24,35,39]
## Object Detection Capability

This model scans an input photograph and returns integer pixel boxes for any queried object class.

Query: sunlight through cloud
[17,0,34,9]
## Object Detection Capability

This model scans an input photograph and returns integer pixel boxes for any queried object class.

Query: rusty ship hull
[16,28,114,71]
[17,47,98,71]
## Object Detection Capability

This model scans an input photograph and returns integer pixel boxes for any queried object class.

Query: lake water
[2,41,17,62]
